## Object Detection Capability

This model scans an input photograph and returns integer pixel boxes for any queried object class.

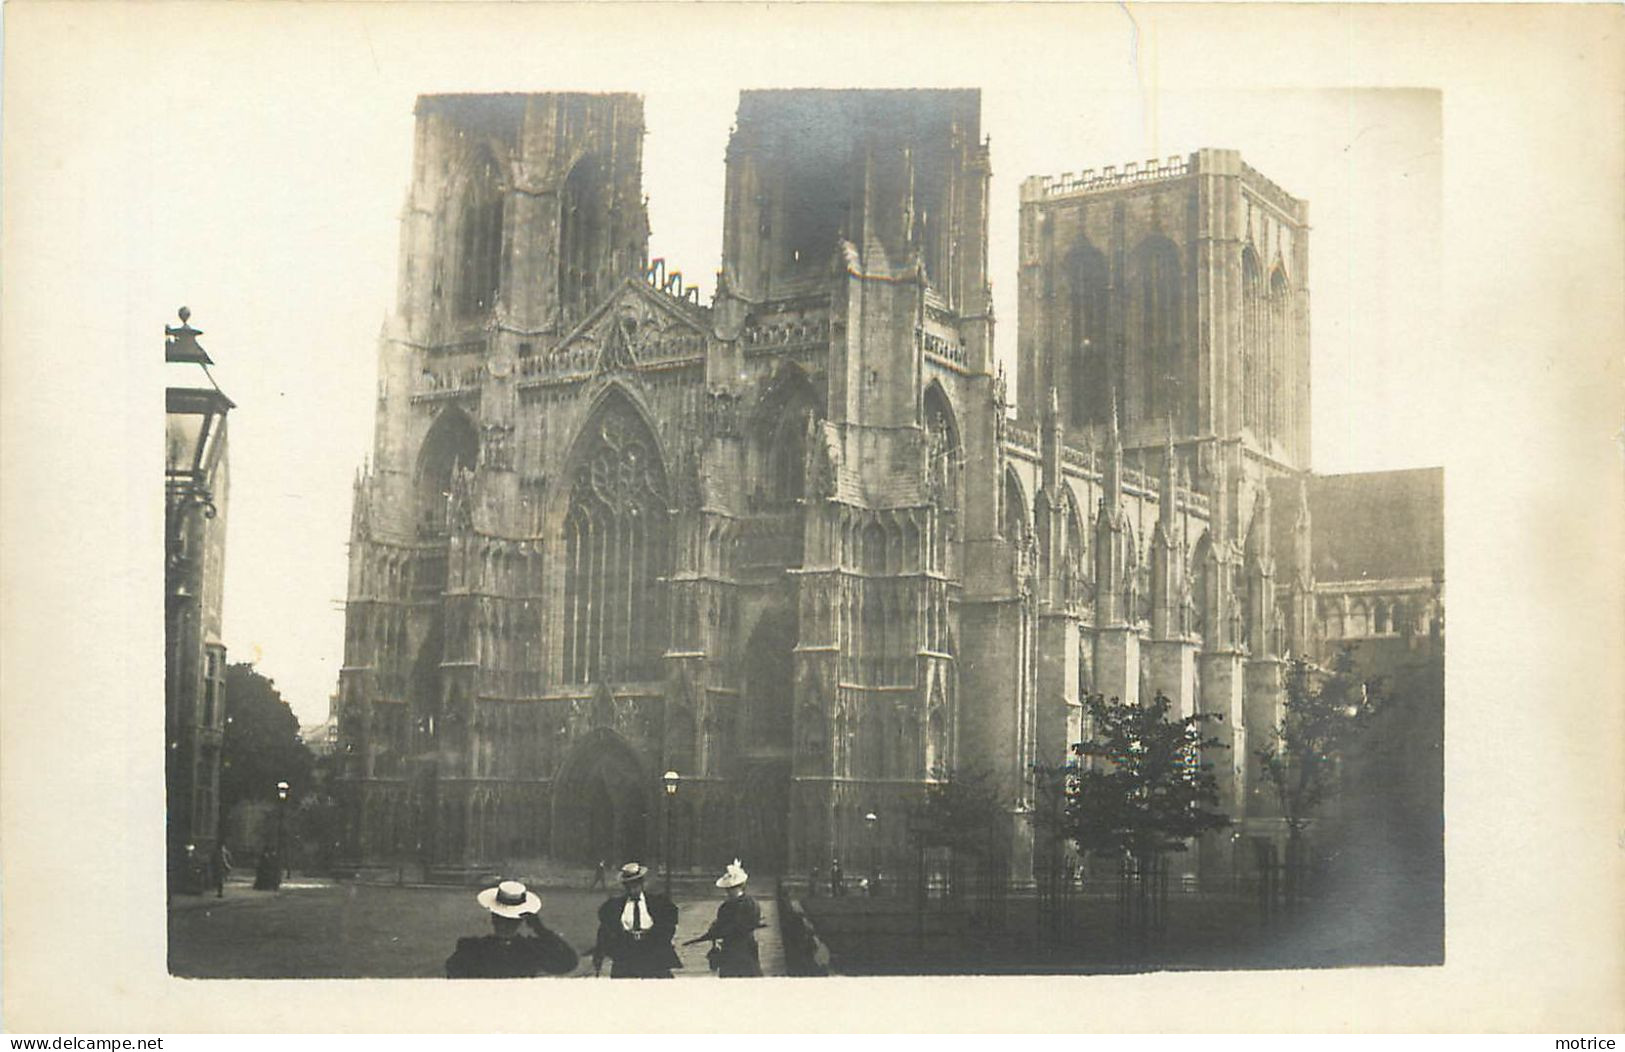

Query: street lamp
[864,810,879,895]
[165,308,233,561]
[165,307,234,896]
[277,780,291,879]
[662,770,680,895]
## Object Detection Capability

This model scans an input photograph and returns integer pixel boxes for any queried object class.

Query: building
[334,91,1443,884]
[165,308,234,892]
[301,701,341,762]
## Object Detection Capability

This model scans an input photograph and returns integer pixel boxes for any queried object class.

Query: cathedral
[334,90,1444,884]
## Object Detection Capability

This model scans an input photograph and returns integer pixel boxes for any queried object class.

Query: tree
[1256,649,1386,900]
[219,663,314,823]
[1039,692,1230,937]
[920,766,1004,855]
[917,766,1006,899]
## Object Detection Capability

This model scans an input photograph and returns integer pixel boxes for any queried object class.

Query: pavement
[168,871,787,979]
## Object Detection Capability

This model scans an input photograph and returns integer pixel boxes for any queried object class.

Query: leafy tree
[219,662,314,822]
[920,765,1005,855]
[1056,692,1230,857]
[1039,692,1230,936]
[917,766,1007,900]
[1257,650,1386,854]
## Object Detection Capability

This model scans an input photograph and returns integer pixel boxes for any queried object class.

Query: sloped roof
[1308,467,1443,583]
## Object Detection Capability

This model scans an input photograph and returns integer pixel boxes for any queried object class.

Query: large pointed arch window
[1132,237,1185,425]
[456,150,505,317]
[1066,242,1111,427]
[924,383,960,574]
[1242,248,1265,433]
[1267,268,1291,443]
[415,409,479,538]
[560,155,607,328]
[1003,468,1029,546]
[758,365,822,507]
[562,397,671,683]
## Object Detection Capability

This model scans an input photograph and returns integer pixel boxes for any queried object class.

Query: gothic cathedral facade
[336,90,1436,883]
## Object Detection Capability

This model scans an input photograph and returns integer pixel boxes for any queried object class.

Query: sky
[37,7,1443,727]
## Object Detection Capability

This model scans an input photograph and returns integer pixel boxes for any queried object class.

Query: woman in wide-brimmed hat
[686,859,763,977]
[445,879,579,978]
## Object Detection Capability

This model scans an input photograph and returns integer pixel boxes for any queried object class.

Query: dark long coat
[445,924,579,978]
[592,891,682,978]
[697,892,763,977]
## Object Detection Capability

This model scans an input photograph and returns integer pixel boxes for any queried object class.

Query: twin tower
[337,90,1315,884]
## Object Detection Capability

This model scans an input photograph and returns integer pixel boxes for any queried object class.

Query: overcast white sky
[28,7,1444,726]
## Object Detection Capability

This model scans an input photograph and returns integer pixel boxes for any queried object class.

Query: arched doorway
[737,606,796,872]
[744,609,796,751]
[738,762,791,875]
[553,730,649,865]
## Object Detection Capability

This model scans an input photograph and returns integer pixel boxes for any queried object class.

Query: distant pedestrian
[184,842,203,894]
[590,862,681,978]
[590,859,608,890]
[210,842,233,898]
[830,857,844,897]
[808,864,820,898]
[445,880,578,978]
[253,848,281,891]
[685,859,763,977]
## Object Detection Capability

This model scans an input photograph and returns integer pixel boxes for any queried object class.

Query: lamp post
[277,781,291,880]
[165,307,234,897]
[662,770,680,895]
[864,810,878,895]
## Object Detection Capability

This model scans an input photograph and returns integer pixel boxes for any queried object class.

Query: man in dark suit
[591,861,682,978]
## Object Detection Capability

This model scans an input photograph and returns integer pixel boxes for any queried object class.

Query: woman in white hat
[445,879,579,978]
[686,859,763,977]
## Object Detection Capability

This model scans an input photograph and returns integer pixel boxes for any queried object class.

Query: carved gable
[550,278,711,376]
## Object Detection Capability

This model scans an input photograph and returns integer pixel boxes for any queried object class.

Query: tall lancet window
[559,155,607,327]
[1066,242,1111,427]
[760,365,821,507]
[562,396,671,683]
[1267,268,1291,444]
[415,408,479,538]
[924,383,960,574]
[456,150,505,317]
[1132,237,1185,424]
[1242,248,1265,433]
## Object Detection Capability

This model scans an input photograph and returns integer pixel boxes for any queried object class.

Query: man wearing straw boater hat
[685,859,764,977]
[445,879,579,978]
[589,861,682,978]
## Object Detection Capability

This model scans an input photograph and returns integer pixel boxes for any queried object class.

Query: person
[590,859,608,890]
[590,861,681,978]
[830,857,844,897]
[445,880,579,978]
[686,859,763,977]
[210,842,233,898]
[252,847,281,891]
